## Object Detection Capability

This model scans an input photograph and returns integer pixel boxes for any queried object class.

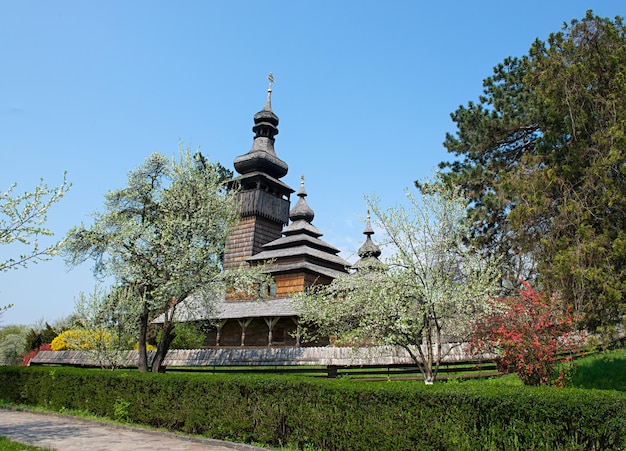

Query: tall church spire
[264,72,274,111]
[223,75,294,270]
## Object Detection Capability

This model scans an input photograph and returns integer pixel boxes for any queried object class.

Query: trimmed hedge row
[1,366,625,450]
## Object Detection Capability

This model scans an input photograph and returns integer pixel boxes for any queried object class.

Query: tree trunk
[137,308,149,372]
[151,321,175,373]
[424,316,435,385]
[401,340,434,385]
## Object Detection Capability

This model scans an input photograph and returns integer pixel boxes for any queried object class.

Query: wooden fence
[29,345,500,380]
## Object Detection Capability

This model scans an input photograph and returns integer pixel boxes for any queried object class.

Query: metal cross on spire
[263,73,275,111]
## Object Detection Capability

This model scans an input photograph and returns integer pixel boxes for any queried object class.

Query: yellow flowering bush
[133,342,157,351]
[50,329,117,351]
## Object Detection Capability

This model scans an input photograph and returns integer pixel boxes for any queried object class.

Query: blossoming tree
[297,180,501,384]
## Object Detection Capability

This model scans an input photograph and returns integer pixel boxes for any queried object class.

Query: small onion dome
[353,210,384,271]
[357,211,381,259]
[289,175,315,223]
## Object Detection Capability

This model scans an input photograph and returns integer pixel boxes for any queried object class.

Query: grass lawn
[566,348,626,391]
[0,436,49,450]
[458,347,626,391]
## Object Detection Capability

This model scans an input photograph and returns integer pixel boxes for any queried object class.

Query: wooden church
[175,78,381,348]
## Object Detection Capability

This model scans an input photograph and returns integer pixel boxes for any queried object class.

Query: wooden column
[264,317,280,346]
[215,320,228,347]
[291,317,301,347]
[237,319,253,346]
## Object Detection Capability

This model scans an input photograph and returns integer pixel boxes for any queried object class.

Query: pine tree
[437,11,626,334]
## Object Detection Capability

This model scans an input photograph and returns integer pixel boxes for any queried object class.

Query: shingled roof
[247,175,351,278]
[156,295,299,323]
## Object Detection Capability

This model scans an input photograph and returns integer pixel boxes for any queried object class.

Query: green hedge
[1,366,625,450]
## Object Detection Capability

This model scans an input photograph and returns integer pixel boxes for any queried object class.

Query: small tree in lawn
[469,281,585,386]
[297,179,501,384]
[67,285,142,368]
[63,147,267,372]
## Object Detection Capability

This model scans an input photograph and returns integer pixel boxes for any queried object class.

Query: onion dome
[289,175,315,223]
[353,210,384,270]
[234,73,289,179]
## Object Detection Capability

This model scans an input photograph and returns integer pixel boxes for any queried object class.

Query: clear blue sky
[1,1,623,326]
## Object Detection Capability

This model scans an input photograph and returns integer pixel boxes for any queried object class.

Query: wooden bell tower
[223,74,294,270]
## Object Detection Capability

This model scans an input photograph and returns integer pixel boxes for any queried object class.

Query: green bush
[0,333,28,366]
[0,366,624,450]
[157,322,205,350]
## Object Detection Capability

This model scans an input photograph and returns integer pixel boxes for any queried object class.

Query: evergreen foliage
[24,322,58,351]
[436,11,626,333]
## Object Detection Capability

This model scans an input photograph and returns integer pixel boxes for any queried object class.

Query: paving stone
[0,408,268,451]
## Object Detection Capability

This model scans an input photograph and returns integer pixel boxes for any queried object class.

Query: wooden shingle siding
[238,189,290,225]
[223,215,283,270]
[223,216,256,269]
[275,273,306,297]
[251,216,283,254]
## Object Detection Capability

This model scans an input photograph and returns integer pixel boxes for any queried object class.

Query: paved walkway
[0,408,269,450]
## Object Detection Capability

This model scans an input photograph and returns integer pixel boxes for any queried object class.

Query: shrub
[470,282,585,386]
[50,329,117,351]
[0,333,27,366]
[0,366,624,450]
[133,342,157,351]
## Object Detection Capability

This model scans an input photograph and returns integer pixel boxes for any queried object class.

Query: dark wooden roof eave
[230,171,295,194]
[255,234,342,255]
[259,261,349,279]
[247,245,351,268]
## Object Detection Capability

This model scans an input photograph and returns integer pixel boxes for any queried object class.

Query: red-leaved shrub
[21,343,52,366]
[470,282,585,386]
